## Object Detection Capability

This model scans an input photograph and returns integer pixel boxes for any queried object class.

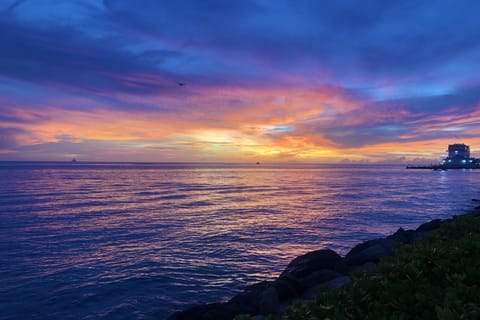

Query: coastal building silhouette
[441,143,479,168]
[407,143,480,169]
[447,143,470,159]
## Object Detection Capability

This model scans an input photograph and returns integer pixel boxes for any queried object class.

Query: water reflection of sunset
[2,162,478,318]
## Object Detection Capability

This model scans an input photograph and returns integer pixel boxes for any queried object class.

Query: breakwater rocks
[168,207,480,320]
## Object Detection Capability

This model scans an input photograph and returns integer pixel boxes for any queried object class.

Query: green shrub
[236,214,480,320]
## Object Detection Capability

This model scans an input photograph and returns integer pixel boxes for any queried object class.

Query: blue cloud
[2,0,480,97]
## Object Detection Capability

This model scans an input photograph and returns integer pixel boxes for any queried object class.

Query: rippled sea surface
[1,162,479,319]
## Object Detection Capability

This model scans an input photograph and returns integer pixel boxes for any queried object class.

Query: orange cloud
[3,83,480,163]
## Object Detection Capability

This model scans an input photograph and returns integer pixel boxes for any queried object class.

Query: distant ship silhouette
[71,158,77,163]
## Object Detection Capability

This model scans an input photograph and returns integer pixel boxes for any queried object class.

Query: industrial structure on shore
[407,143,480,170]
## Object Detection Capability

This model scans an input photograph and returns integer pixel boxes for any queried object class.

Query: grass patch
[237,213,480,320]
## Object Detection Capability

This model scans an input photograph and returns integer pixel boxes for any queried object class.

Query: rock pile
[168,211,469,320]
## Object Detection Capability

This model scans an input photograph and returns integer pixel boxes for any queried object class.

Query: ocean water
[0,162,479,319]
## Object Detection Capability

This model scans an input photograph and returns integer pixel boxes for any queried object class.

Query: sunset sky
[1,0,480,163]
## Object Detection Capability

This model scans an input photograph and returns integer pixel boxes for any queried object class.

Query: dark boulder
[348,261,377,274]
[410,231,427,242]
[301,275,352,300]
[258,287,279,314]
[345,238,396,266]
[167,303,225,320]
[387,227,417,244]
[270,277,301,300]
[227,281,271,313]
[299,269,342,289]
[168,281,272,320]
[323,276,352,289]
[280,249,344,280]
[416,219,443,232]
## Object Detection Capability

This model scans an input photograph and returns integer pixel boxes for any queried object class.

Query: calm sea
[1,162,478,319]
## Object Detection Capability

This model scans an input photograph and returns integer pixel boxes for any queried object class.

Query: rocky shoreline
[168,202,480,320]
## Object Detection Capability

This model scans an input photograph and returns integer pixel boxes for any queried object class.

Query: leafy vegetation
[236,213,480,320]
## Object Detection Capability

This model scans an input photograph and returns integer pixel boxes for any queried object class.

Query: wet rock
[299,269,342,289]
[301,284,323,300]
[348,261,377,274]
[258,287,279,314]
[168,281,275,319]
[280,249,344,279]
[205,304,251,320]
[416,219,442,232]
[167,303,224,320]
[301,275,352,300]
[276,297,304,316]
[323,276,352,289]
[227,281,271,314]
[411,231,427,242]
[270,277,301,300]
[387,227,417,244]
[333,260,349,275]
[345,238,395,265]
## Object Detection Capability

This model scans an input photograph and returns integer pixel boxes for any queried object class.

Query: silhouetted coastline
[169,202,480,320]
